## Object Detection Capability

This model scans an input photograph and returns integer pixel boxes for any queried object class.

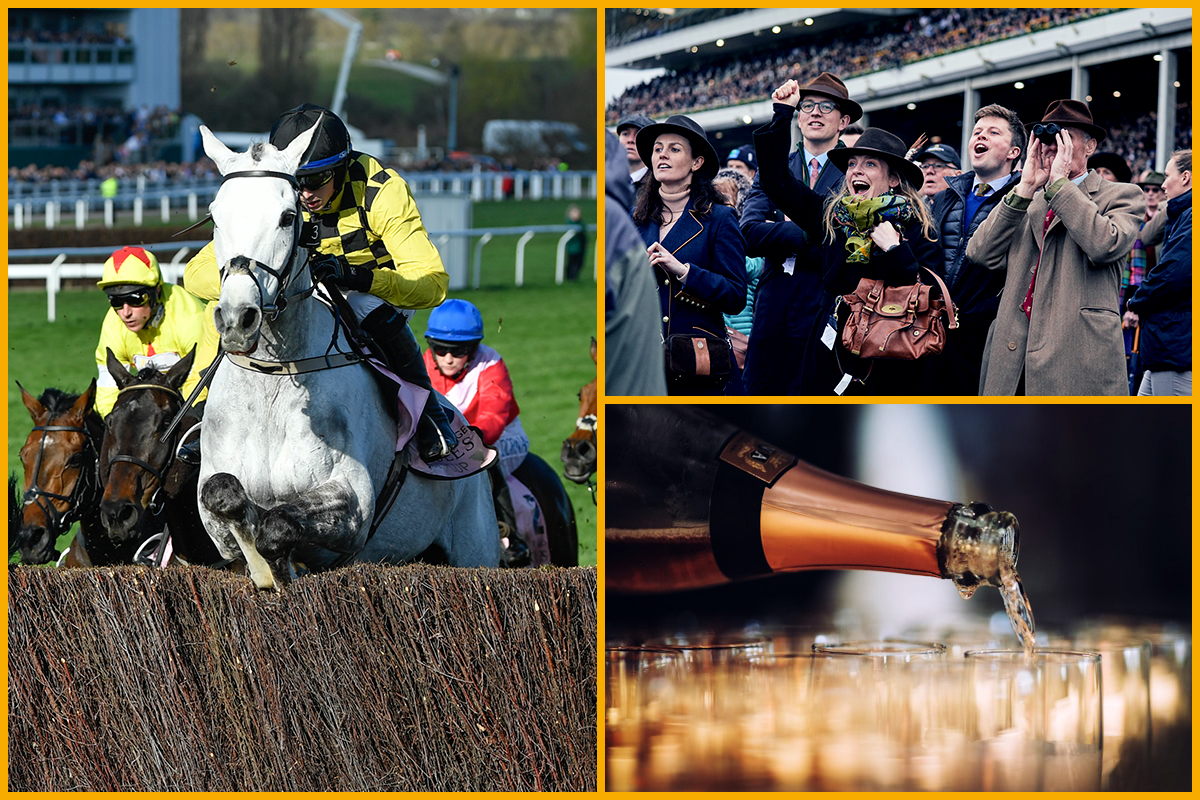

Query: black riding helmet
[269,104,354,199]
[270,103,352,174]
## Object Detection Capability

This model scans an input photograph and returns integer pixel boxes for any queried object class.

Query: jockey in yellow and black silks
[185,103,458,461]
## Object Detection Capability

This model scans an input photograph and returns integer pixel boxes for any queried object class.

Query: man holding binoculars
[963,99,1146,395]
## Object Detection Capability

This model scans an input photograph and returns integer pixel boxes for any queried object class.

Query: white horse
[197,123,500,589]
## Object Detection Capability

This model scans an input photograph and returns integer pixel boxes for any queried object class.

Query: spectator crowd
[607,8,1113,122]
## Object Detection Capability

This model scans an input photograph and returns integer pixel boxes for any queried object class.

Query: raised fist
[772,79,801,107]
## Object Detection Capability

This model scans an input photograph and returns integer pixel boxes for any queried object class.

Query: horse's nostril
[240,308,259,331]
[213,307,228,334]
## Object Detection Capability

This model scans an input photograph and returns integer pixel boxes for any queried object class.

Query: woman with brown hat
[754,79,939,395]
[633,114,747,395]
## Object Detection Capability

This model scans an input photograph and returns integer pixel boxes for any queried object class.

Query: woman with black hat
[632,114,747,395]
[754,79,940,395]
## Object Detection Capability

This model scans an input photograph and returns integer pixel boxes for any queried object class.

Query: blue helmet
[424,299,484,343]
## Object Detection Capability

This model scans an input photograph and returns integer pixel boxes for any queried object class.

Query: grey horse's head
[200,123,318,355]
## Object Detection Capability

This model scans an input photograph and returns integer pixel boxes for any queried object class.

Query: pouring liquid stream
[999,562,1037,657]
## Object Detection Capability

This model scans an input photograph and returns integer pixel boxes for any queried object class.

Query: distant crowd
[8,28,129,46]
[607,8,1113,122]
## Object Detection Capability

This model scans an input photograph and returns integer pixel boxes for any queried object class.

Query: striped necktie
[1021,209,1057,319]
[809,158,820,189]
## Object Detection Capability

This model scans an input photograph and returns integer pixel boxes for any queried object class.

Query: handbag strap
[918,265,958,330]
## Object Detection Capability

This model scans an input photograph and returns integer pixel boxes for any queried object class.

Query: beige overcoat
[966,171,1145,395]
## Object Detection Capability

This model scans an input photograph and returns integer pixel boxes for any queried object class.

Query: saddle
[313,279,496,482]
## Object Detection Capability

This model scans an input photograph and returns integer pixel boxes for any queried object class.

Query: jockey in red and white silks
[424,336,531,477]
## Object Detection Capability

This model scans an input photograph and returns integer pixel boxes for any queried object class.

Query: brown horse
[99,348,222,567]
[560,337,597,496]
[14,380,119,566]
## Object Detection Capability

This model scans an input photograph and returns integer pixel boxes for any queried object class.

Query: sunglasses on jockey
[107,289,153,309]
[430,342,471,358]
[295,146,352,190]
[297,169,335,190]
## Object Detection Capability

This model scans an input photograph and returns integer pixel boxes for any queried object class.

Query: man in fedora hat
[966,99,1145,395]
[615,112,655,188]
[740,71,862,395]
[925,103,1026,395]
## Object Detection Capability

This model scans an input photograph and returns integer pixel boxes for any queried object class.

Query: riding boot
[360,305,458,461]
[488,459,530,568]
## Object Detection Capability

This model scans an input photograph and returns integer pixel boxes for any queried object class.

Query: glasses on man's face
[108,290,151,309]
[431,343,470,358]
[920,161,953,174]
[799,100,838,115]
[298,169,335,190]
[1143,185,1165,194]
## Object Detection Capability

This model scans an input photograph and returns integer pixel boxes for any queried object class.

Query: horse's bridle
[217,169,312,319]
[22,422,101,539]
[105,383,185,517]
[569,414,598,505]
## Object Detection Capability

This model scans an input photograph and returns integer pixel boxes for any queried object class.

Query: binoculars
[1031,122,1063,145]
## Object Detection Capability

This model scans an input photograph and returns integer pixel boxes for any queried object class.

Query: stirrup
[417,415,456,462]
[176,420,203,465]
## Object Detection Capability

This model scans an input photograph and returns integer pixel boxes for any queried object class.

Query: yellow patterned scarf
[832,193,918,264]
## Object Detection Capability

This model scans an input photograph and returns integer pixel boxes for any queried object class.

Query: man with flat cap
[966,99,1145,395]
[740,71,862,394]
[615,112,655,189]
[915,142,963,201]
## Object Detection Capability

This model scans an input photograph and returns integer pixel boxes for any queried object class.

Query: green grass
[469,199,595,289]
[8,246,598,565]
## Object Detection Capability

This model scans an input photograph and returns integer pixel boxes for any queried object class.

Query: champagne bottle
[606,405,1020,596]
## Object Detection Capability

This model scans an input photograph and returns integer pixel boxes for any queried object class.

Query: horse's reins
[21,422,101,540]
[160,167,321,444]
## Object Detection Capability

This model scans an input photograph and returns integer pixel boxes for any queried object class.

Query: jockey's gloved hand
[310,253,374,293]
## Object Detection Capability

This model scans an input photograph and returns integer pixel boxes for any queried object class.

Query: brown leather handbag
[725,327,750,370]
[841,266,958,359]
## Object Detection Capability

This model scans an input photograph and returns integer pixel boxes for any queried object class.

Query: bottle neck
[711,431,955,582]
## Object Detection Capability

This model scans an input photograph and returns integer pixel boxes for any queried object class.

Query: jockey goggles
[429,342,471,358]
[297,168,336,190]
[108,289,153,309]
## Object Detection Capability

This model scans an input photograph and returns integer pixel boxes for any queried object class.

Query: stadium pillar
[1156,49,1178,172]
[961,86,981,158]
[1070,56,1088,101]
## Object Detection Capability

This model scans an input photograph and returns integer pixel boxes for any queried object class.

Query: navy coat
[1129,190,1191,372]
[924,171,1020,394]
[740,124,846,395]
[636,198,747,391]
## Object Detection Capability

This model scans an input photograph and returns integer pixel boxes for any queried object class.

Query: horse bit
[576,414,598,505]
